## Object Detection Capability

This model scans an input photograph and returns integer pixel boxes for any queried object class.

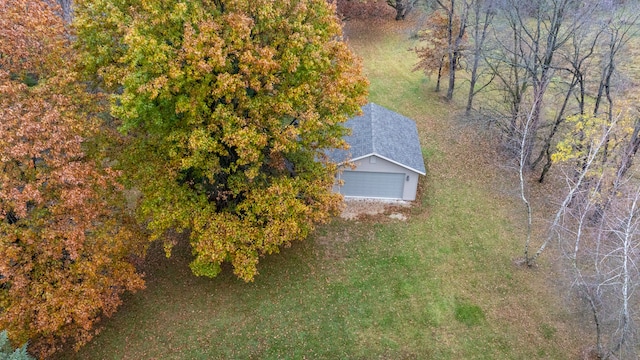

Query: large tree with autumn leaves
[74,0,368,281]
[0,0,146,357]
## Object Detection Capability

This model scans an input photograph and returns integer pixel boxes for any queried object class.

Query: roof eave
[339,153,426,176]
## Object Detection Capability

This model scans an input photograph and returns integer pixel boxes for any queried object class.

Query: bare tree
[563,179,640,359]
[592,7,640,120]
[518,86,543,265]
[482,4,531,149]
[532,25,604,182]
[601,184,640,359]
[464,0,496,114]
[528,113,619,265]
[547,108,640,358]
[466,2,640,355]
[506,0,589,167]
[434,0,471,100]
[556,167,607,356]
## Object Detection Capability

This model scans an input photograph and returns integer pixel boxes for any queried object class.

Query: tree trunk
[533,75,577,182]
[436,58,444,92]
[535,117,562,183]
[465,3,494,115]
[396,1,406,20]
[387,0,408,20]
[465,61,478,114]
[593,51,614,117]
[618,119,640,180]
[444,0,469,101]
[528,115,619,266]
[444,0,455,100]
[447,55,456,100]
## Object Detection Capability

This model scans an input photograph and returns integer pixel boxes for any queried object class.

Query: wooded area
[410,0,640,358]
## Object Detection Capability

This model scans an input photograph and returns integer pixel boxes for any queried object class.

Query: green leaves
[76,0,368,281]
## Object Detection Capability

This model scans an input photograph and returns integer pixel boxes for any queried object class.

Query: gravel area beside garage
[339,198,411,220]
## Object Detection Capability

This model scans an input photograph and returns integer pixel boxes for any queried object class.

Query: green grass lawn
[64,18,587,360]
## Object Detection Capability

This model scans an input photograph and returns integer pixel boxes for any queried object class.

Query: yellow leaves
[138,75,168,100]
[211,72,245,101]
[223,125,268,166]
[551,141,574,163]
[187,128,218,153]
[170,2,188,20]
[552,115,594,163]
[190,257,223,278]
[221,12,254,45]
[274,126,300,153]
[182,21,226,75]
[182,171,341,283]
[174,94,194,116]
[239,46,281,91]
[178,127,225,176]
[168,61,184,82]
[552,114,622,164]
[75,0,367,286]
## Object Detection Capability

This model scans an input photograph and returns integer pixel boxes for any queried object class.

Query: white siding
[334,155,420,201]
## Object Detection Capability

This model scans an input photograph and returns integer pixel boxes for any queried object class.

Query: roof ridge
[368,103,376,153]
[325,102,426,175]
[369,103,376,155]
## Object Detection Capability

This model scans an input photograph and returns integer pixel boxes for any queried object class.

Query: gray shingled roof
[328,103,426,175]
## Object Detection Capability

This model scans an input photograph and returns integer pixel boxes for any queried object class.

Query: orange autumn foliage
[0,1,145,357]
[413,9,466,77]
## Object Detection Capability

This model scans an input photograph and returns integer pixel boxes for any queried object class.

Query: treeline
[412,1,640,358]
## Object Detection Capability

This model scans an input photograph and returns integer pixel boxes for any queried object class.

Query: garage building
[328,103,426,201]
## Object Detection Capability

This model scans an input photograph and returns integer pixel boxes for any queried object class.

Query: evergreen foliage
[0,331,34,360]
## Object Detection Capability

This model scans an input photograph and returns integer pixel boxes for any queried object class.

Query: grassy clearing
[64,17,587,360]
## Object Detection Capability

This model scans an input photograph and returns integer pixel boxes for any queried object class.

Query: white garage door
[340,171,405,199]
